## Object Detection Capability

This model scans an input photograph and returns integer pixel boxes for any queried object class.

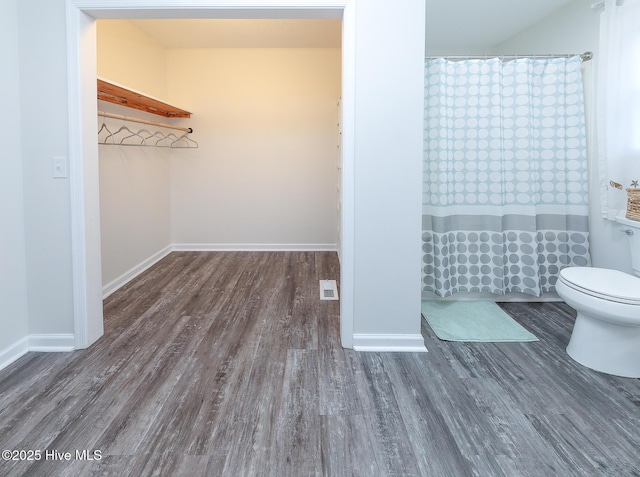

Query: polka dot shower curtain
[422,56,591,298]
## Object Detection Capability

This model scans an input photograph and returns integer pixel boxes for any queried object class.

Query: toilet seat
[559,267,640,306]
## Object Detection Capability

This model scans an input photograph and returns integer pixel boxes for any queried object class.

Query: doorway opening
[66,1,355,350]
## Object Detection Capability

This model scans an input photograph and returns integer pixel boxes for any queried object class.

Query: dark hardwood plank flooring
[1,252,639,476]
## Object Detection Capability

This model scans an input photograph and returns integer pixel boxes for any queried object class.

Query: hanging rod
[425,52,593,62]
[98,111,193,134]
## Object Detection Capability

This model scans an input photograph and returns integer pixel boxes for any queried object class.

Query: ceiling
[126,0,575,49]
[129,19,342,48]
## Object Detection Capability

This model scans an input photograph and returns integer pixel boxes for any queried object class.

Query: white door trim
[66,0,355,349]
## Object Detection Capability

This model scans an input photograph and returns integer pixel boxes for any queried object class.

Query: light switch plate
[53,157,67,178]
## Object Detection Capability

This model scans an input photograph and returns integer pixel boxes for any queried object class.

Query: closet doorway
[97,19,341,294]
[66,1,356,350]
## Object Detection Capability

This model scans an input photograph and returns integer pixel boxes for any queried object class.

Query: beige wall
[97,21,172,289]
[97,20,168,100]
[166,48,341,246]
[98,104,172,290]
[97,21,340,287]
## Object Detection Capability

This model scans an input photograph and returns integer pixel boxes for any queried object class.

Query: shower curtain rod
[425,51,593,62]
[97,110,193,133]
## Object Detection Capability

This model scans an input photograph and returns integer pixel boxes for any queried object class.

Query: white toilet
[555,216,640,378]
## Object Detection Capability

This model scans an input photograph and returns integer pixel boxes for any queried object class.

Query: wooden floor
[1,252,639,477]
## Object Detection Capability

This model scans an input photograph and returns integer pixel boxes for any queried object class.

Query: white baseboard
[0,337,29,371]
[0,334,76,372]
[102,245,173,299]
[352,334,428,352]
[173,243,338,252]
[28,334,76,352]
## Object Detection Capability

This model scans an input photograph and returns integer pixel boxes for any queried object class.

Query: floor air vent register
[319,280,339,300]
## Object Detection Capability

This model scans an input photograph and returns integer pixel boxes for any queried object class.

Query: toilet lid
[559,267,640,305]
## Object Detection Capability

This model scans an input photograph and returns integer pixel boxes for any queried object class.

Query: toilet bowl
[556,215,640,377]
[556,267,640,378]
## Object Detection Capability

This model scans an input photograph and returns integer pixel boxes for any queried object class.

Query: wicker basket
[626,188,640,222]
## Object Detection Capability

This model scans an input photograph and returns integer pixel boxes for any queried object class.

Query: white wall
[496,0,632,275]
[424,45,499,57]
[17,0,74,337]
[166,48,340,247]
[97,22,172,289]
[0,0,30,360]
[351,0,425,342]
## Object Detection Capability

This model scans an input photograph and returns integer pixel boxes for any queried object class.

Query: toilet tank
[616,216,640,276]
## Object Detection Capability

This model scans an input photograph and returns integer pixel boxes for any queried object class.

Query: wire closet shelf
[97,111,198,149]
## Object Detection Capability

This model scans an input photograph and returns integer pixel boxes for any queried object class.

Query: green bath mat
[421,301,539,342]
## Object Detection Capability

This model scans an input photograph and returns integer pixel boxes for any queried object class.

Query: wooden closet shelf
[97,79,191,118]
